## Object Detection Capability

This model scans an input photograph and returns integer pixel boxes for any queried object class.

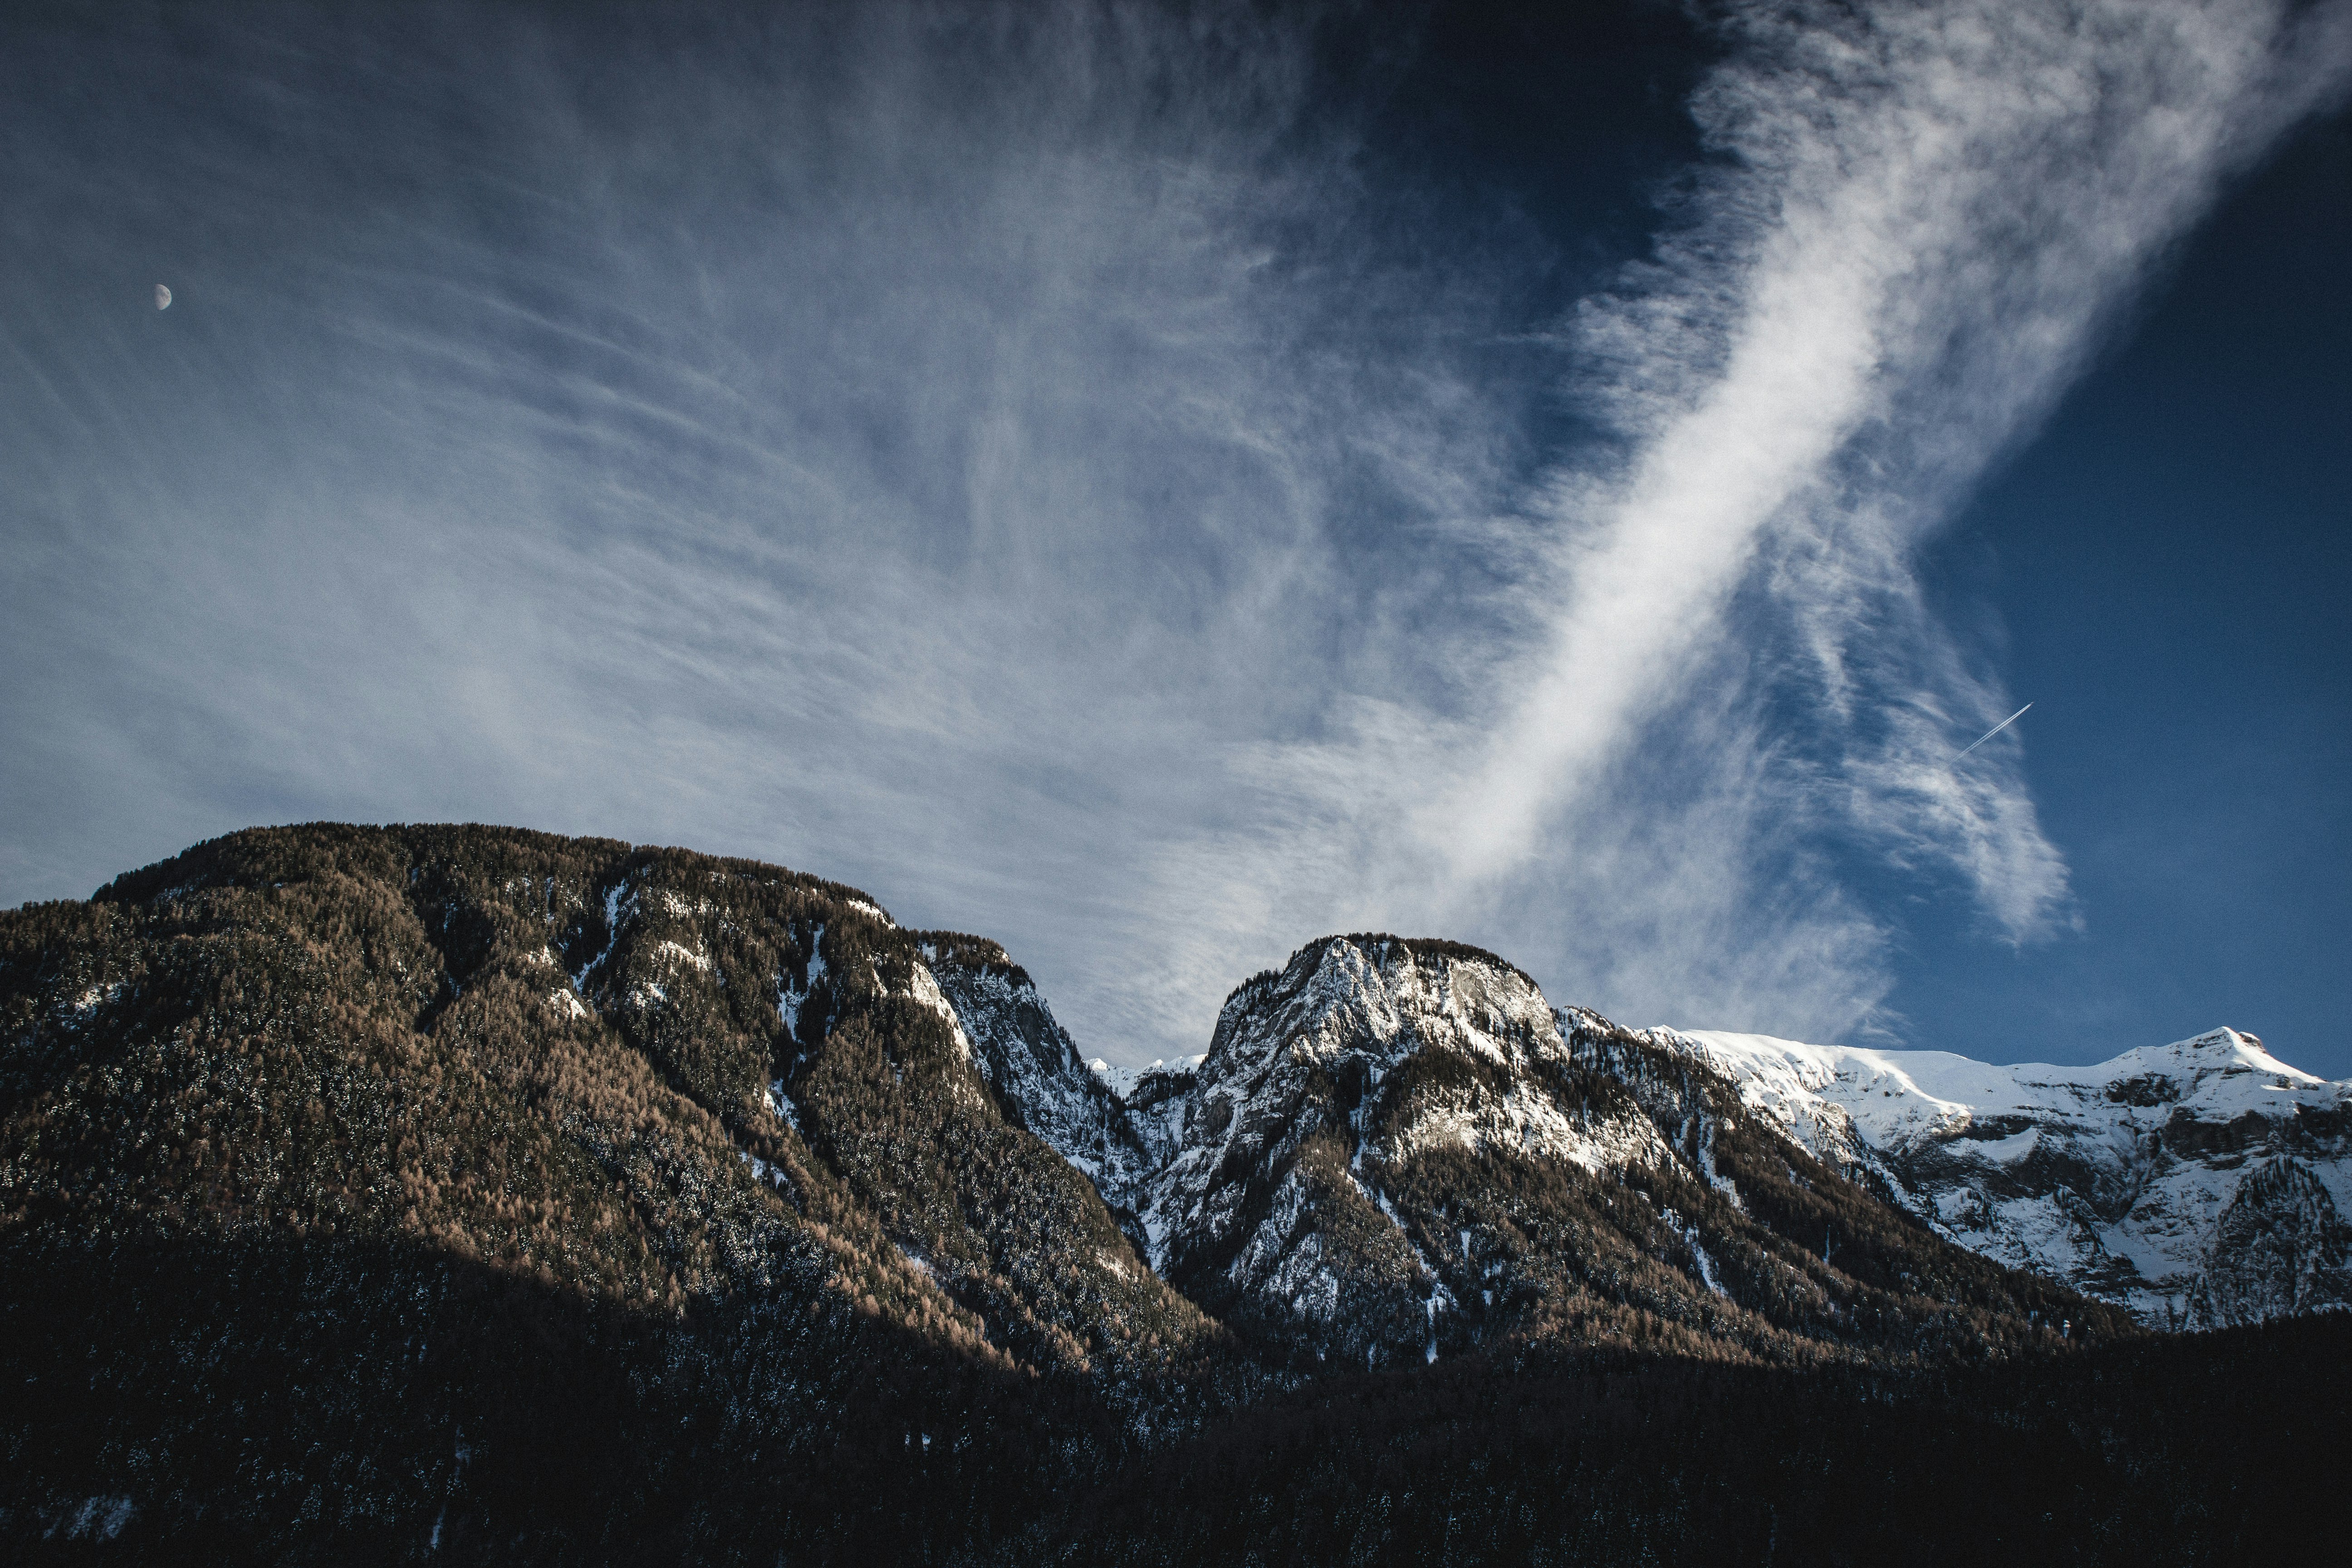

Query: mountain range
[1642,1025,2352,1329]
[4,823,2345,1563]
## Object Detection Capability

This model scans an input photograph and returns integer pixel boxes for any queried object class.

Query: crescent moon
[155,284,172,310]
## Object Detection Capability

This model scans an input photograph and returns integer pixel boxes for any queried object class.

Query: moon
[155,284,172,310]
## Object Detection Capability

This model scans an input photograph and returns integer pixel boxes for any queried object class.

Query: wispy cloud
[3,2,2346,1060]
[1127,0,2352,1048]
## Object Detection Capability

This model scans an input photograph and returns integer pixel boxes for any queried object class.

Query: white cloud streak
[3,1,2346,1062]
[1128,0,2352,1049]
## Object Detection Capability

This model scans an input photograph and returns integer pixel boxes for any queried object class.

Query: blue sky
[4,2,2347,1074]
[1886,111,2352,1072]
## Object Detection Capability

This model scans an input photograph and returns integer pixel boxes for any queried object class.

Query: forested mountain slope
[0,824,1229,1553]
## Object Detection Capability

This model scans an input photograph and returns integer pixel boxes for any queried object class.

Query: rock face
[1645,1026,2352,1327]
[1109,935,2111,1367]
[919,933,1154,1205]
[1134,936,1658,1364]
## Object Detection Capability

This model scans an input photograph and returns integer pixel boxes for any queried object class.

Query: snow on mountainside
[1128,936,1671,1362]
[1081,934,2111,1368]
[1140,938,1662,1289]
[1086,1054,1205,1102]
[916,934,1154,1202]
[1642,1026,2352,1327]
[949,915,2339,1344]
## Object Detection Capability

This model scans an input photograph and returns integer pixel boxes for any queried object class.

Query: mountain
[5,823,2344,1563]
[0,823,1227,1553]
[1123,934,2124,1368]
[1641,1025,2352,1328]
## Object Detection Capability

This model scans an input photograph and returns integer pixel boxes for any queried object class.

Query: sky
[5,1,2347,1076]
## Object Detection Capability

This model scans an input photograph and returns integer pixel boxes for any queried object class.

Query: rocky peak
[1142,937,1646,1240]
[1127,935,1622,1364]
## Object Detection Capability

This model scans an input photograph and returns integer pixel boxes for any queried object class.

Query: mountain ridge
[956,930,2134,1372]
[6,821,2343,1560]
[1639,1023,2352,1327]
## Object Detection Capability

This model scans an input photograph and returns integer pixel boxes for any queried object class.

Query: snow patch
[737,1149,789,1191]
[1087,1057,1137,1098]
[67,983,120,1019]
[1663,1207,1730,1299]
[54,1495,135,1541]
[575,880,634,990]
[902,961,978,1068]
[778,926,827,1037]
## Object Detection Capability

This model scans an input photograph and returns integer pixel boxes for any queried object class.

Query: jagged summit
[1135,935,1646,1363]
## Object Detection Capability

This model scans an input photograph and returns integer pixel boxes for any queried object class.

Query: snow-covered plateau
[1641,1026,2352,1326]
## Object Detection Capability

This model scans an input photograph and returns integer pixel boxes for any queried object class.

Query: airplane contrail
[1953,702,2032,763]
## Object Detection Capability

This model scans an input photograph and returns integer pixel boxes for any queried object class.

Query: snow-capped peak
[1642,1023,2352,1326]
[1128,935,1686,1362]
